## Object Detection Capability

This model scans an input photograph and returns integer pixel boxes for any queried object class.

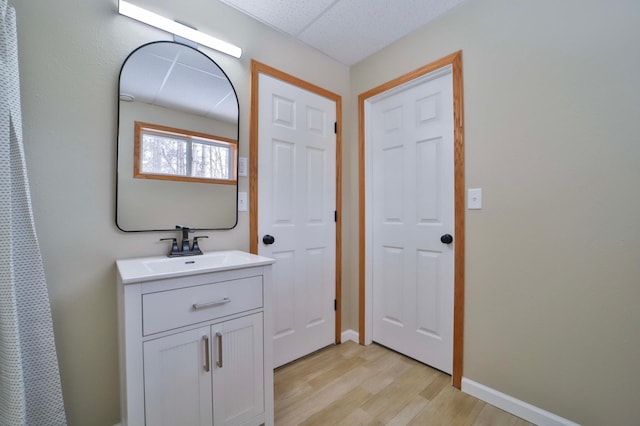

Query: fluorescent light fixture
[118,0,242,58]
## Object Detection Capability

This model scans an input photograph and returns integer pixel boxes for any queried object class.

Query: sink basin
[117,250,275,284]
[143,251,256,274]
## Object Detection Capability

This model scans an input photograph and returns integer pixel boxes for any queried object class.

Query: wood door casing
[359,51,465,388]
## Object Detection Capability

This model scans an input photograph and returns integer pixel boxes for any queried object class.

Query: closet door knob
[262,234,275,245]
[440,234,453,244]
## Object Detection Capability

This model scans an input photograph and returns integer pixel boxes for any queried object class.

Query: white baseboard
[461,378,581,426]
[340,329,359,343]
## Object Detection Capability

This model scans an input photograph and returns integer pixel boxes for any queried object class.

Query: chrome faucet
[160,226,208,257]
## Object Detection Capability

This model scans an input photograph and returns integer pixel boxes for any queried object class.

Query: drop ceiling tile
[218,0,338,36]
[160,63,231,117]
[299,0,466,65]
[120,52,173,103]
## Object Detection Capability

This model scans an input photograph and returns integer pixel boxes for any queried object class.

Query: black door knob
[440,234,453,244]
[262,234,275,245]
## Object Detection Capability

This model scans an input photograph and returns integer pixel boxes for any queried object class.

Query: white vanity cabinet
[143,313,263,426]
[116,251,275,426]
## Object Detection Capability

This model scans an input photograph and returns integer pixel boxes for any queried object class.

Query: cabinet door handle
[192,298,231,311]
[203,335,210,372]
[216,332,223,368]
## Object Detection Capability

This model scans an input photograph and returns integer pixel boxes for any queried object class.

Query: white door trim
[249,60,343,344]
[359,51,465,387]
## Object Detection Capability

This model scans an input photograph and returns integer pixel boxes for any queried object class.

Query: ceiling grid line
[218,0,468,65]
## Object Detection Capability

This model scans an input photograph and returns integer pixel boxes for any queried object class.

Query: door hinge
[334,122,337,134]
[334,210,337,222]
[334,299,337,311]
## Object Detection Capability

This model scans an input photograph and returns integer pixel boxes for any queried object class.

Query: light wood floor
[274,341,534,426]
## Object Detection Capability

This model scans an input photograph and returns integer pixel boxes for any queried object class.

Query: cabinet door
[212,313,264,426]
[144,326,213,426]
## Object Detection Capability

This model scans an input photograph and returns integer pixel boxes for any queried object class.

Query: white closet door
[258,73,337,367]
[371,68,455,374]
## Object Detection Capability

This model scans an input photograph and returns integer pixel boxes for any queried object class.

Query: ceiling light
[119,93,135,102]
[118,0,242,58]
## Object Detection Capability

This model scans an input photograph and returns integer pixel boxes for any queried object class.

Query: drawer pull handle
[192,298,231,311]
[216,332,223,368]
[203,335,210,372]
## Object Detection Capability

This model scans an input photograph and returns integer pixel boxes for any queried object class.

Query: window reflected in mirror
[134,121,237,185]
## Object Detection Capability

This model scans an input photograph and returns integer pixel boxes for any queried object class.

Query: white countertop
[116,250,275,284]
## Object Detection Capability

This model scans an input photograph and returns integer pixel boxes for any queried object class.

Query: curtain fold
[0,1,67,424]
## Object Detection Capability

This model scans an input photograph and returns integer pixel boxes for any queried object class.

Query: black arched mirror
[116,41,238,231]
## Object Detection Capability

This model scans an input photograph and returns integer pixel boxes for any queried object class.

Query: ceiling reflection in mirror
[117,41,239,232]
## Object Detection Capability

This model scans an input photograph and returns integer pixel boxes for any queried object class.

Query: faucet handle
[160,238,179,257]
[192,236,209,255]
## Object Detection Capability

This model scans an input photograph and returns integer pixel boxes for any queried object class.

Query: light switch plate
[238,192,248,211]
[468,188,482,209]
[238,157,248,177]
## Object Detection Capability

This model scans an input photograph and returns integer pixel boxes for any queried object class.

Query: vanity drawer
[142,276,262,335]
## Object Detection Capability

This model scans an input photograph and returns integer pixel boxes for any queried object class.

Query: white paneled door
[370,68,454,374]
[258,73,336,368]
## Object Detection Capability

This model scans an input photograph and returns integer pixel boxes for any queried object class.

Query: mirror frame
[116,41,240,232]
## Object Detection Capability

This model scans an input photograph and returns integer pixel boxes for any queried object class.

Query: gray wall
[349,0,640,425]
[12,0,348,424]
